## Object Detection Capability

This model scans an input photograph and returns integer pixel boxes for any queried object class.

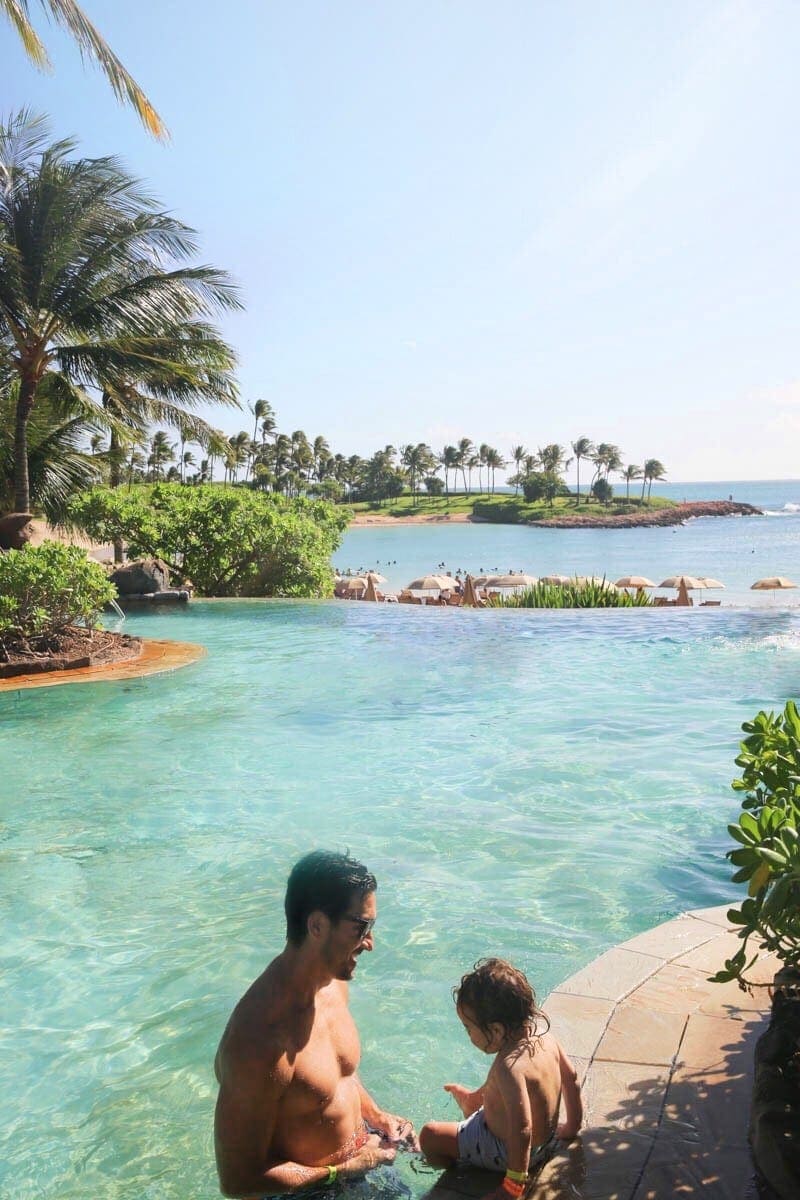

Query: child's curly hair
[453,958,549,1042]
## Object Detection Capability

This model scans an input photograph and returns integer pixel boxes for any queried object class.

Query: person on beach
[419,959,582,1195]
[214,850,418,1197]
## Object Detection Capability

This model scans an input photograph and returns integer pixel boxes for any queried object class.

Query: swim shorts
[456,1108,556,1173]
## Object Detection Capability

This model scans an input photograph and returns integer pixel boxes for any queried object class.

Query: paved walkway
[428,905,776,1200]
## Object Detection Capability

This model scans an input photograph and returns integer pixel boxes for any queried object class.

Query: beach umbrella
[540,574,571,585]
[658,576,707,589]
[751,577,798,590]
[658,575,707,607]
[406,574,457,591]
[340,576,368,595]
[699,578,725,589]
[574,576,617,589]
[366,572,387,584]
[615,576,656,589]
[484,573,538,589]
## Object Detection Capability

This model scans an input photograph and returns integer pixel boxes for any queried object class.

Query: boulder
[110,558,171,595]
[0,512,35,549]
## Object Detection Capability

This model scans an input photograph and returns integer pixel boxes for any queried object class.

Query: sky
[4,0,800,482]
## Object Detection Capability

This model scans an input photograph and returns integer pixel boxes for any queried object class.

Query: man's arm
[556,1043,582,1140]
[355,1076,419,1149]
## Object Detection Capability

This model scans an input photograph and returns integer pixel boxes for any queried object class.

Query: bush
[494,579,652,608]
[68,484,349,597]
[521,471,561,504]
[711,701,800,988]
[0,541,115,645]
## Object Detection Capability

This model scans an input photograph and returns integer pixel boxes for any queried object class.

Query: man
[214,850,417,1197]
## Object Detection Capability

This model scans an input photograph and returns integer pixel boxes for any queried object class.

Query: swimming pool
[1,601,796,1198]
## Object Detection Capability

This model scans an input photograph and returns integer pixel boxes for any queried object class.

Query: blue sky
[4,1,800,480]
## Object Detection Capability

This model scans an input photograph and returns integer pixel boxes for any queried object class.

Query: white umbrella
[406,574,457,591]
[540,574,571,585]
[699,578,725,589]
[658,576,707,589]
[615,576,656,589]
[484,573,538,589]
[366,571,387,583]
[751,577,798,590]
[574,576,617,589]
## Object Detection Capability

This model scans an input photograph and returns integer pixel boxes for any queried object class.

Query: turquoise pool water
[2,601,799,1198]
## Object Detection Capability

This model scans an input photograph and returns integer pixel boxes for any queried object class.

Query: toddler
[420,958,582,1194]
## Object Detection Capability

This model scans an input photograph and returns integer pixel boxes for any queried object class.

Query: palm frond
[35,1,167,139]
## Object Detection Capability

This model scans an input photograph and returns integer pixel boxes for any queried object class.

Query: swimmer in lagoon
[214,850,417,1196]
[420,958,582,1195]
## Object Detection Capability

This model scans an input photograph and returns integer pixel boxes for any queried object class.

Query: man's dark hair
[454,957,549,1040]
[285,850,377,946]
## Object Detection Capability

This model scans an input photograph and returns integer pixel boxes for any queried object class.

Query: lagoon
[2,598,799,1198]
[337,479,800,605]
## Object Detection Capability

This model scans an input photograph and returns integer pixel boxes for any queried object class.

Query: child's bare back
[482,1027,569,1152]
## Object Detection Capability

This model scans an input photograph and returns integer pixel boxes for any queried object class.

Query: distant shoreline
[349,500,762,528]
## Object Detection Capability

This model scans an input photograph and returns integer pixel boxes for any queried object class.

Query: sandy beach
[349,511,474,525]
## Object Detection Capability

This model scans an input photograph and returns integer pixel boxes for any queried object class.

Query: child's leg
[419,1120,460,1167]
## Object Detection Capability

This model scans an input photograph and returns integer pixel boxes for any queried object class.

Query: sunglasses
[342,915,376,940]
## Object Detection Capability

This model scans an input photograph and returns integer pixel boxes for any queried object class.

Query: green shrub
[712,701,800,987]
[68,484,349,597]
[0,541,115,645]
[494,579,652,608]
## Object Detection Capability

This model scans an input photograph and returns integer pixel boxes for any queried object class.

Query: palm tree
[148,430,175,481]
[0,111,240,514]
[571,437,595,506]
[485,447,505,495]
[439,445,458,501]
[2,3,166,138]
[247,400,273,480]
[622,464,642,501]
[537,444,570,475]
[456,438,473,493]
[642,458,667,502]
[510,444,527,494]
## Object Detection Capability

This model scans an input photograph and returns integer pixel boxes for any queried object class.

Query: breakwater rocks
[530,500,762,529]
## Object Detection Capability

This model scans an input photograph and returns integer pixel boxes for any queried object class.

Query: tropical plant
[522,471,561,506]
[510,445,527,494]
[0,540,115,649]
[495,579,651,609]
[0,110,240,515]
[456,438,473,493]
[2,1,166,138]
[711,702,800,988]
[68,484,350,597]
[592,477,613,505]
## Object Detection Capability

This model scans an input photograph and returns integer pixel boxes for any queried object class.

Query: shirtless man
[214,850,417,1197]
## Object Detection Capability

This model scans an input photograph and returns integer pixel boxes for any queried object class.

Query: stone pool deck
[428,905,775,1200]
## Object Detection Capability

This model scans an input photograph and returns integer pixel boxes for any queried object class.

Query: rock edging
[529,500,762,529]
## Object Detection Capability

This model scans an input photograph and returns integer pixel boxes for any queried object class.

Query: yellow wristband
[325,1165,338,1186]
[506,1169,528,1183]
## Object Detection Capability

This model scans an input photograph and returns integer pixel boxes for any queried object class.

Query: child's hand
[444,1083,476,1117]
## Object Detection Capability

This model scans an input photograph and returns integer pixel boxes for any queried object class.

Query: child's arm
[443,1081,485,1117]
[556,1042,582,1140]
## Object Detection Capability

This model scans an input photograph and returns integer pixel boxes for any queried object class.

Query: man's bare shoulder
[215,960,300,1085]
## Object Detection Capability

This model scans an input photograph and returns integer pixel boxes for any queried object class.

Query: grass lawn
[344,492,676,523]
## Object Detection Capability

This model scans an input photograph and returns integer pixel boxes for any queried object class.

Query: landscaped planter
[750,968,800,1200]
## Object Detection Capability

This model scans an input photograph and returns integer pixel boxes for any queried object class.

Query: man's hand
[337,1133,398,1178]
[368,1112,420,1151]
[444,1083,480,1118]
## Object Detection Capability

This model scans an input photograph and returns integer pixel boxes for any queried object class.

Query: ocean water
[337,478,800,605]
[2,599,799,1199]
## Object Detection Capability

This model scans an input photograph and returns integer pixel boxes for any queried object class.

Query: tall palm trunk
[108,426,125,562]
[14,376,36,513]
